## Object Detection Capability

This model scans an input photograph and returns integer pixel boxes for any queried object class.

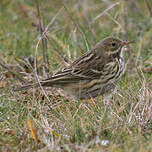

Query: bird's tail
[13,74,71,91]
[13,78,57,91]
[13,82,39,91]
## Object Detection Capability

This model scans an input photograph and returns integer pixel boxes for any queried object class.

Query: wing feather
[51,48,106,82]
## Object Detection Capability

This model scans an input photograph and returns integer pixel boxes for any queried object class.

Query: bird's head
[99,37,133,55]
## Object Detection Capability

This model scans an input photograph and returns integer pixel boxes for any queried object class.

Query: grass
[0,0,152,151]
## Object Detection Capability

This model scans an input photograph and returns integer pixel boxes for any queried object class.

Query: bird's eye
[111,42,116,47]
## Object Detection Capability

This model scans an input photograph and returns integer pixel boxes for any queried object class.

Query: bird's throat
[110,47,123,60]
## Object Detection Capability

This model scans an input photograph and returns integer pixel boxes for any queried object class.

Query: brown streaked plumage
[14,37,133,99]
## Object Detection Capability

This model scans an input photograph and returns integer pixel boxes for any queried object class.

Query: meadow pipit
[14,37,132,99]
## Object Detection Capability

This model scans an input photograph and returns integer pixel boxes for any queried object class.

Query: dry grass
[0,0,152,151]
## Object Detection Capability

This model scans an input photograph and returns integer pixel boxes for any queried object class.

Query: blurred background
[0,0,152,68]
[0,0,152,151]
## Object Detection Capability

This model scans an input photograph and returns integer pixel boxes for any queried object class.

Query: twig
[0,58,26,82]
[80,0,96,44]
[43,7,64,35]
[121,1,134,69]
[106,12,122,29]
[135,37,142,66]
[34,0,48,77]
[121,1,128,39]
[145,0,152,18]
[32,23,70,66]
[45,35,69,65]
[89,2,120,25]
[63,3,90,51]
[34,37,54,110]
[32,6,69,65]
[135,28,152,66]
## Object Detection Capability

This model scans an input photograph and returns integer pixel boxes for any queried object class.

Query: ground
[0,0,152,151]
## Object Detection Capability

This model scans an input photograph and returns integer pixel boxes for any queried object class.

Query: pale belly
[62,57,125,100]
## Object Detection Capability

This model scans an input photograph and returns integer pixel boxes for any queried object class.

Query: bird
[14,37,133,100]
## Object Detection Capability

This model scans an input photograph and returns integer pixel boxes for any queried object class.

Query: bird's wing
[13,48,106,90]
[51,49,106,82]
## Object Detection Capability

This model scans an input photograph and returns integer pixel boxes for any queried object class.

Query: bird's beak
[121,40,134,46]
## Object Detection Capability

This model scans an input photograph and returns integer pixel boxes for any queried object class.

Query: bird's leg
[80,98,96,106]
[80,98,84,102]
[103,87,117,107]
[89,98,96,106]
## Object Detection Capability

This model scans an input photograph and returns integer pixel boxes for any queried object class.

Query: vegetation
[0,0,152,151]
